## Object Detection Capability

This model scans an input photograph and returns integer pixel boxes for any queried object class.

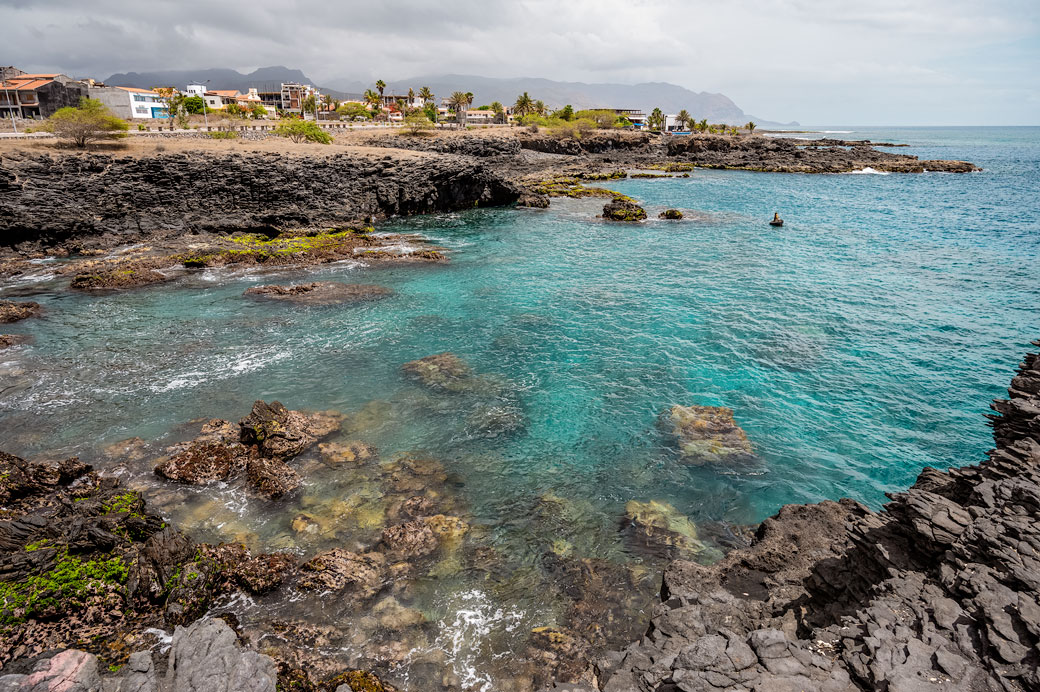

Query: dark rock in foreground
[584,341,1040,691]
[602,199,647,222]
[0,300,40,323]
[244,282,393,305]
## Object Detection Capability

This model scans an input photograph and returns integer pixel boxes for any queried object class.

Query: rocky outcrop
[155,401,339,499]
[363,133,522,157]
[602,199,647,222]
[659,209,683,220]
[581,340,1040,692]
[0,151,520,251]
[70,268,169,291]
[666,134,979,174]
[0,301,40,323]
[243,282,392,305]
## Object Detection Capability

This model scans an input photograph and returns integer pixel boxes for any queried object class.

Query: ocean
[1,125,1037,688]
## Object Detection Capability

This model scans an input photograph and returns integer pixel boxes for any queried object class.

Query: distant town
[0,65,755,135]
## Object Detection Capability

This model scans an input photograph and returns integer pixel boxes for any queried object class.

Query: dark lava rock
[239,400,338,461]
[516,192,551,208]
[298,549,386,602]
[381,520,438,559]
[659,209,684,220]
[0,300,41,323]
[243,282,393,306]
[70,268,169,290]
[583,340,1040,692]
[155,439,246,484]
[602,198,647,222]
[245,455,300,500]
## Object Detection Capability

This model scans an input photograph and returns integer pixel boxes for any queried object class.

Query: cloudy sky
[4,0,1038,125]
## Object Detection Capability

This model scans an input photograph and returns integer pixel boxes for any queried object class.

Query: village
[0,65,760,137]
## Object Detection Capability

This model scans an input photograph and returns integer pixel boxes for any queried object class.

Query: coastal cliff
[573,342,1040,692]
[0,149,519,251]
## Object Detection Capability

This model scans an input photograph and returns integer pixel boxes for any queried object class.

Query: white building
[87,85,167,119]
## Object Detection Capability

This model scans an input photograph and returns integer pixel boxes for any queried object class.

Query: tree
[448,91,469,128]
[223,102,244,118]
[182,95,206,114]
[648,107,665,131]
[746,121,756,133]
[418,86,434,103]
[402,111,434,136]
[556,104,574,121]
[407,87,415,103]
[249,103,268,119]
[322,94,334,116]
[41,97,128,147]
[698,118,708,132]
[574,109,619,128]
[152,87,182,128]
[513,92,534,121]
[534,100,546,116]
[676,109,691,131]
[338,102,371,121]
[274,120,332,144]
[375,80,386,97]
[490,101,505,124]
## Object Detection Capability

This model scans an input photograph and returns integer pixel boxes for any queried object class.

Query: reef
[566,340,1040,692]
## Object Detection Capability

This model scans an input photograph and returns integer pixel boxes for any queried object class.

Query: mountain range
[102,66,794,125]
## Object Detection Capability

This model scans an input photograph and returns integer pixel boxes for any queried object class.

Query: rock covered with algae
[661,404,755,465]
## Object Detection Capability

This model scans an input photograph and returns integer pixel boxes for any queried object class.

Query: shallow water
[1,126,1038,688]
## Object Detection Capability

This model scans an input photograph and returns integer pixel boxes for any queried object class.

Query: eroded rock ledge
[563,340,1040,692]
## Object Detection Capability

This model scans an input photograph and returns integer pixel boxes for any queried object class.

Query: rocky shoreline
[565,341,1040,692]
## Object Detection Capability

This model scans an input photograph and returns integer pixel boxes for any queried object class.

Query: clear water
[1,126,1037,688]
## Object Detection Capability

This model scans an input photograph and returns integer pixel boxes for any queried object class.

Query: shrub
[574,109,619,128]
[337,102,370,121]
[137,124,146,131]
[274,120,332,144]
[402,112,434,136]
[39,98,128,147]
[208,131,238,139]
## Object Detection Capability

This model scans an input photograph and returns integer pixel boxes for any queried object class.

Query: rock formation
[0,301,40,323]
[243,282,392,305]
[659,209,684,220]
[569,340,1040,692]
[661,405,756,465]
[602,199,648,222]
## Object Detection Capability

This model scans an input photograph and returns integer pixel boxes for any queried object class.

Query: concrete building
[0,73,87,119]
[88,85,167,119]
[203,90,240,110]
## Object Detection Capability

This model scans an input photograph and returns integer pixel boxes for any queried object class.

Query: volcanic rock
[245,456,300,500]
[298,549,386,602]
[0,334,29,349]
[381,520,438,559]
[621,499,718,561]
[243,282,393,306]
[659,209,684,219]
[516,192,551,208]
[401,352,472,391]
[70,268,169,291]
[662,404,755,465]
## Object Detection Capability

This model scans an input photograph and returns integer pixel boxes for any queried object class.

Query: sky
[3,0,1038,125]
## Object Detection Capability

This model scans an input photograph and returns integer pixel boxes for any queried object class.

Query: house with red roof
[0,69,88,119]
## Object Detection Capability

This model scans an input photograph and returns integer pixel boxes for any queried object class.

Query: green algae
[0,547,129,624]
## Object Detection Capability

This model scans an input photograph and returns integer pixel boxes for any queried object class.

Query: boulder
[602,198,647,222]
[165,618,278,692]
[516,192,551,208]
[245,456,300,500]
[659,209,684,220]
[243,282,392,306]
[662,404,755,465]
[0,301,41,324]
[381,520,438,559]
[154,440,245,484]
[0,334,30,349]
[239,400,337,460]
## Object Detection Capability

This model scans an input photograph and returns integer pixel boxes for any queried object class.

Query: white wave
[844,167,890,175]
[822,130,853,134]
[353,243,421,256]
[432,589,527,692]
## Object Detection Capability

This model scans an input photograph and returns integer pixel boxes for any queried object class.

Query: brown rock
[662,404,755,465]
[0,300,41,323]
[154,441,245,484]
[401,352,472,390]
[318,440,376,466]
[244,282,393,305]
[246,456,300,499]
[70,268,168,290]
[381,520,438,559]
[299,548,386,601]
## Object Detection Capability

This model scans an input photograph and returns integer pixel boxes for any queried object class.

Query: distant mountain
[327,73,793,125]
[101,66,358,99]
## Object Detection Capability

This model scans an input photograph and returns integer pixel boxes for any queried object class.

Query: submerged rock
[70,267,168,291]
[659,209,684,220]
[401,352,472,391]
[0,300,41,323]
[243,282,393,306]
[0,334,30,349]
[381,520,438,559]
[662,404,755,465]
[602,198,647,222]
[298,549,386,602]
[621,499,718,561]
[318,440,377,466]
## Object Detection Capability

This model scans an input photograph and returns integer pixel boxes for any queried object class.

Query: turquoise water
[0,126,1037,687]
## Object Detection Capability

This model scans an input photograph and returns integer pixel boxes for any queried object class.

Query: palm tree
[698,118,708,133]
[649,107,664,131]
[534,100,546,116]
[375,80,386,98]
[513,92,534,121]
[676,109,691,131]
[321,94,334,118]
[418,86,434,103]
[490,101,504,124]
[448,91,469,128]
[302,94,318,120]
[746,121,756,133]
[408,87,415,104]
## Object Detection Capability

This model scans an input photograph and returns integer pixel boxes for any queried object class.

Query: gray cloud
[2,0,1038,124]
